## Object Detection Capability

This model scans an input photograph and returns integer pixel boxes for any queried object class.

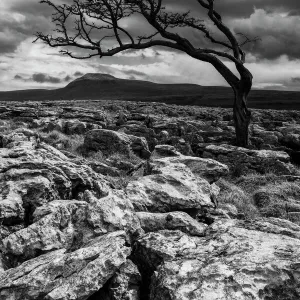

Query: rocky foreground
[1,100,300,299]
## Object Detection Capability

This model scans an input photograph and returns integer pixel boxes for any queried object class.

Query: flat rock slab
[137,211,206,237]
[0,231,130,300]
[1,191,141,262]
[151,153,229,183]
[126,162,214,212]
[84,129,151,159]
[0,139,109,226]
[133,219,300,300]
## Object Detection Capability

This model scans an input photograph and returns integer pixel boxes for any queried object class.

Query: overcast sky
[1,0,300,91]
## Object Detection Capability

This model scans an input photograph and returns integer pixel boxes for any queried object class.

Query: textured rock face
[3,101,300,299]
[97,259,142,300]
[84,129,151,159]
[202,144,297,175]
[0,231,130,300]
[126,161,215,212]
[151,145,181,159]
[1,191,141,262]
[0,137,109,226]
[150,152,229,183]
[137,211,207,236]
[133,219,300,300]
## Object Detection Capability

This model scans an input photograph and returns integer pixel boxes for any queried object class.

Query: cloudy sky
[1,0,300,91]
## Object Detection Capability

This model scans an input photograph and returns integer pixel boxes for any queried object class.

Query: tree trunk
[233,71,252,147]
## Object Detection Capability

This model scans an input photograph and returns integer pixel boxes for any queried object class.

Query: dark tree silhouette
[36,0,258,146]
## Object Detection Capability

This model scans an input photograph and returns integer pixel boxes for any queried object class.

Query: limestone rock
[1,191,141,262]
[0,231,130,300]
[151,145,182,159]
[126,161,214,212]
[84,129,151,159]
[89,161,121,177]
[202,144,297,175]
[151,154,229,183]
[137,211,207,236]
[0,139,109,226]
[133,219,300,300]
[98,259,142,300]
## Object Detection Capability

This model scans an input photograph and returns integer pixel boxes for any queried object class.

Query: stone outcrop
[96,259,142,300]
[126,161,215,212]
[2,100,300,299]
[84,129,151,159]
[0,231,130,300]
[201,144,297,175]
[137,211,207,236]
[1,191,141,263]
[134,218,300,300]
[0,131,109,227]
[150,148,229,183]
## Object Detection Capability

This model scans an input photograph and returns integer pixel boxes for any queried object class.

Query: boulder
[137,211,207,236]
[84,129,151,159]
[96,259,142,300]
[202,144,297,175]
[133,219,300,300]
[0,138,109,226]
[151,145,181,159]
[0,231,130,300]
[151,153,229,183]
[89,161,121,177]
[122,124,157,151]
[65,119,87,135]
[1,191,141,262]
[126,160,215,212]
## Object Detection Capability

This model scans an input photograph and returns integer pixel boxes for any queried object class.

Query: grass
[216,179,259,219]
[217,171,300,221]
[38,130,84,155]
[253,181,300,218]
[0,120,28,135]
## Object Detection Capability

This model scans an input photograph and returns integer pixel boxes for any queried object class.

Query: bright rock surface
[0,231,131,300]
[137,211,207,236]
[133,219,300,300]
[126,161,215,212]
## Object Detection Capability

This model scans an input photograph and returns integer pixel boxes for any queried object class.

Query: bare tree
[36,0,257,147]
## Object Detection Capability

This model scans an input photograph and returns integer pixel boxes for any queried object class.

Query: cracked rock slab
[0,231,131,300]
[126,162,214,212]
[137,211,206,237]
[1,191,141,262]
[133,219,300,300]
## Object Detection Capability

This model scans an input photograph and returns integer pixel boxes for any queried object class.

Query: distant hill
[1,73,300,110]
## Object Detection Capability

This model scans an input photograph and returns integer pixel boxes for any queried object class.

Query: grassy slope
[1,76,300,110]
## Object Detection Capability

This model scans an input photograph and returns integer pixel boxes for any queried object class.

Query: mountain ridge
[0,73,300,110]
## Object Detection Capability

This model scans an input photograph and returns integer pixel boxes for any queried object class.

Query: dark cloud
[74,71,83,77]
[230,9,300,60]
[14,74,23,80]
[4,0,300,60]
[64,75,72,82]
[121,69,148,77]
[32,73,61,84]
[291,77,300,83]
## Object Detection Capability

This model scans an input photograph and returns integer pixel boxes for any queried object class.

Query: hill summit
[0,73,300,110]
[72,73,118,82]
